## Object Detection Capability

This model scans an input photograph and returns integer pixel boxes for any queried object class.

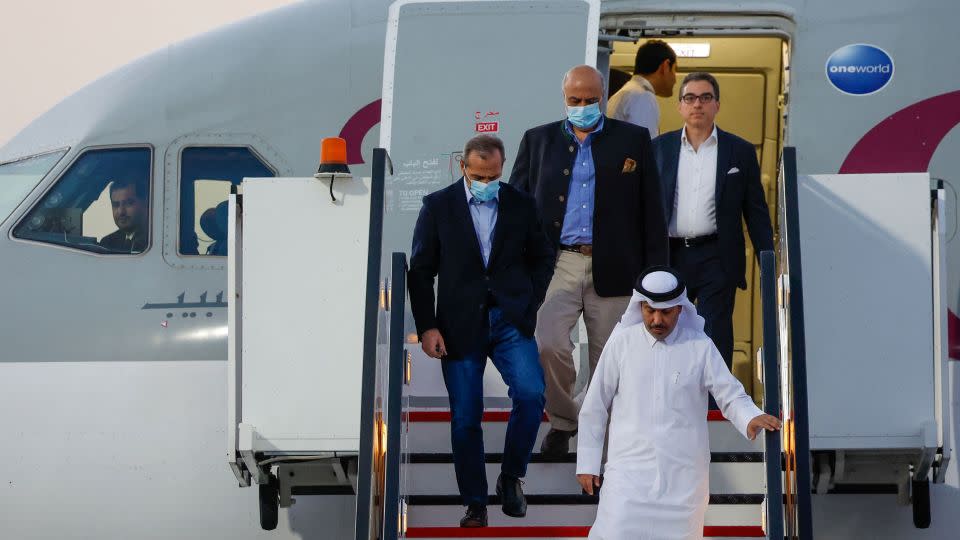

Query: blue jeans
[441,307,546,506]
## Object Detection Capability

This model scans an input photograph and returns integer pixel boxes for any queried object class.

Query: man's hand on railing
[747,413,782,440]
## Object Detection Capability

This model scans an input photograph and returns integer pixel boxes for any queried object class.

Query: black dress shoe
[459,503,487,528]
[496,473,527,518]
[540,428,576,461]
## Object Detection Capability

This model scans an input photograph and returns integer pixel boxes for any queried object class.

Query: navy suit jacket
[651,127,774,289]
[407,181,555,359]
[509,117,668,297]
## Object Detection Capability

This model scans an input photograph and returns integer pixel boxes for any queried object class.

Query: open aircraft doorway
[606,28,792,404]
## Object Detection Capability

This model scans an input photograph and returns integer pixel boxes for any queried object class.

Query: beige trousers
[535,251,630,431]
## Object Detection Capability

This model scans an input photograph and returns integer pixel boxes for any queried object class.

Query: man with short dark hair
[99,179,148,253]
[651,72,774,376]
[408,134,555,528]
[510,65,668,460]
[607,39,678,136]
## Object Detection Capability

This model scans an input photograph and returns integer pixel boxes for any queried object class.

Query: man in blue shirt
[510,65,668,460]
[408,135,555,527]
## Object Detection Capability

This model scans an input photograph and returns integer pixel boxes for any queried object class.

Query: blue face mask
[467,177,501,203]
[566,102,602,129]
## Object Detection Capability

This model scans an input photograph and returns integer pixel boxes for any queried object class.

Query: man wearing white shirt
[607,40,677,137]
[576,267,781,540]
[650,72,774,372]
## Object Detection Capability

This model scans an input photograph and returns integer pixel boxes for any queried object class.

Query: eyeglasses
[680,93,716,104]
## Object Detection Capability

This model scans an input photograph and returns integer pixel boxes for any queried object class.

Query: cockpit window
[0,150,67,224]
[179,147,275,256]
[13,147,152,254]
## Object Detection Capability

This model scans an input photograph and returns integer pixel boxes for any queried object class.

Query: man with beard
[100,179,148,253]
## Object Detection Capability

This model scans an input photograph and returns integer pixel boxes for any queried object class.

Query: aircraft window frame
[177,145,277,257]
[0,148,69,225]
[10,144,155,257]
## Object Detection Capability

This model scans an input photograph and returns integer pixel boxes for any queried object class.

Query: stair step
[407,410,728,422]
[406,409,761,454]
[405,460,765,495]
[408,452,764,464]
[404,525,765,538]
[406,502,764,529]
[407,494,765,505]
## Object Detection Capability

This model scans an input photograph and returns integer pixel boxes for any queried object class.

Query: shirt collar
[632,74,655,93]
[641,323,681,347]
[563,114,605,141]
[681,124,718,149]
[462,176,499,204]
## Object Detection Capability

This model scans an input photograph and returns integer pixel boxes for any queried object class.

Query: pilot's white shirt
[576,322,762,540]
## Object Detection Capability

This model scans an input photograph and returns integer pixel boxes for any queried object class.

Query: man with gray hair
[409,134,555,527]
[510,66,667,459]
[510,65,668,460]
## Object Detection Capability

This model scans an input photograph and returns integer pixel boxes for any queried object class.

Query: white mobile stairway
[401,409,770,539]
[229,144,951,540]
[317,148,805,540]
[224,146,807,540]
[375,245,798,540]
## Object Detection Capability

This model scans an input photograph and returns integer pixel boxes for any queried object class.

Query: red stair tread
[405,525,763,537]
[408,410,727,422]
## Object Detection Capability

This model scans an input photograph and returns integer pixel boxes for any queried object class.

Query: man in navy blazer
[651,72,774,373]
[509,65,667,460]
[408,135,555,528]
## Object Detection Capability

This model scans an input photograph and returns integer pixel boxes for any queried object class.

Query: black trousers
[670,239,736,370]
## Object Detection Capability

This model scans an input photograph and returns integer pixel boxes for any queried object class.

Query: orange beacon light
[317,137,350,174]
[315,137,351,201]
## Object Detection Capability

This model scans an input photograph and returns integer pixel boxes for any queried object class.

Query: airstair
[402,410,767,539]
[371,246,801,540]
[223,145,810,539]
[339,148,818,540]
[226,141,953,540]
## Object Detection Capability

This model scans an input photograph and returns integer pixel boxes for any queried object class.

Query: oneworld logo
[825,44,894,95]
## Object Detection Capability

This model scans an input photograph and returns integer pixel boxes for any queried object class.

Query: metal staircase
[352,149,815,540]
[402,410,767,539]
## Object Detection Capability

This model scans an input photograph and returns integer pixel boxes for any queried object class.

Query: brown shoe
[459,503,487,528]
[540,428,576,461]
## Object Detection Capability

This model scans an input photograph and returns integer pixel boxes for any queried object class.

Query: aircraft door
[379,0,600,261]
[373,3,598,537]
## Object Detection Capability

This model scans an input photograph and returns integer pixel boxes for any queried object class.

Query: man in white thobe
[576,266,781,540]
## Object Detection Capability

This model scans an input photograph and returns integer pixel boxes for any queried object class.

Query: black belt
[669,234,718,248]
[559,244,593,256]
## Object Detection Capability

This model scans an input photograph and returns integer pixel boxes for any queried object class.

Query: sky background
[0,0,297,148]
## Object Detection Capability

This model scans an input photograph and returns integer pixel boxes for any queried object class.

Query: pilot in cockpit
[99,179,148,253]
